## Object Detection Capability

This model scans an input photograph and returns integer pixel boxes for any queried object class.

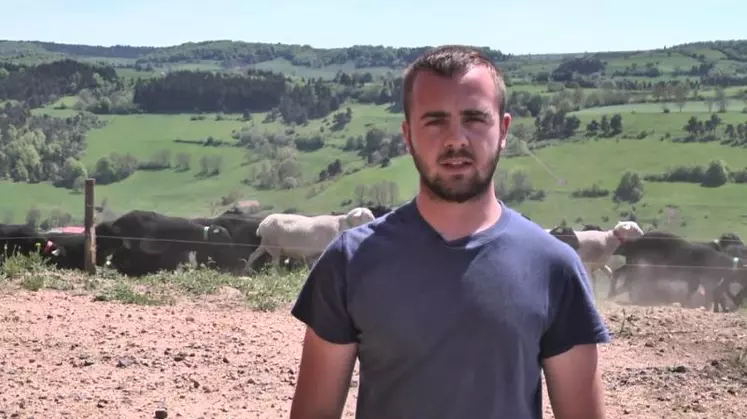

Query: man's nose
[442,123,469,148]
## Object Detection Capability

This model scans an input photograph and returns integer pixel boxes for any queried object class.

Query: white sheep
[243,207,375,271]
[574,221,644,294]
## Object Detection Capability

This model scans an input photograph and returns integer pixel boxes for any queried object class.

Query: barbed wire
[1,232,747,272]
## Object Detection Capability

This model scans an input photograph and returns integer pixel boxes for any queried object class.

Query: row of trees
[677,114,747,147]
[643,160,747,187]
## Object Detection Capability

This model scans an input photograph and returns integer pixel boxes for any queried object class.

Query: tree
[674,83,690,112]
[600,115,610,136]
[714,87,728,113]
[586,120,599,136]
[701,160,729,187]
[613,171,644,203]
[610,114,623,135]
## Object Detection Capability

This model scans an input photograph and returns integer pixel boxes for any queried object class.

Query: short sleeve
[540,252,611,359]
[290,233,358,345]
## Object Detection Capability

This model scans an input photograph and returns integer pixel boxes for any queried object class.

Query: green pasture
[302,136,747,240]
[3,104,405,220]
[574,101,747,121]
[605,51,700,73]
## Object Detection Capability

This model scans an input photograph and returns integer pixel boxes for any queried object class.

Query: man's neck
[415,188,503,242]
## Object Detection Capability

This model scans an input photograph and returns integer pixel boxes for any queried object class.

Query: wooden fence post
[84,179,96,275]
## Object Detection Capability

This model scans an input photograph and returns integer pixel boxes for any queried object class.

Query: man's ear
[402,120,413,154]
[499,112,513,151]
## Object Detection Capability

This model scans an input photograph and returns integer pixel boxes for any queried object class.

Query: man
[289,45,610,419]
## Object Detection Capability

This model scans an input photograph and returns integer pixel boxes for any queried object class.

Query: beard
[411,147,501,204]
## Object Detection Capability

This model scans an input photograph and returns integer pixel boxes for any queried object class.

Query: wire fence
[0,230,745,272]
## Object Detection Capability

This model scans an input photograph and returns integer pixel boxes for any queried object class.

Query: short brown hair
[401,45,507,121]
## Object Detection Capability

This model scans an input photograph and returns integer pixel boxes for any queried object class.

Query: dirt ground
[0,288,746,419]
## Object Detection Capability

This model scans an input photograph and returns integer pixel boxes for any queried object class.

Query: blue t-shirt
[291,200,610,419]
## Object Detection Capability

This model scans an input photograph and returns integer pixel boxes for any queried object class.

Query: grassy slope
[2,43,747,241]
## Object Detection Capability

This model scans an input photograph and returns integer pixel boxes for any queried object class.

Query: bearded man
[289,45,610,419]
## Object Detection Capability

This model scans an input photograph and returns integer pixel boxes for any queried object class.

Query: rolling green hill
[1,38,747,241]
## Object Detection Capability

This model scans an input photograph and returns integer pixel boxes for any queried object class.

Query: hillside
[1,38,747,240]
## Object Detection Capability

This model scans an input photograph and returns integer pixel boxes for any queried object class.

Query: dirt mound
[0,291,745,418]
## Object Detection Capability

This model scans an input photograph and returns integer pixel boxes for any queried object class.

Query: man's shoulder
[501,207,580,264]
[341,204,414,245]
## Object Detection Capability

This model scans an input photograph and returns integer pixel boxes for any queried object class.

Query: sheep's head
[344,207,375,228]
[612,221,644,242]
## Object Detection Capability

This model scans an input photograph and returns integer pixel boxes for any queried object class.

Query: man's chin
[423,183,485,204]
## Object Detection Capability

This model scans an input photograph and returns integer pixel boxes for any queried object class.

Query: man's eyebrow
[461,109,490,118]
[419,111,449,120]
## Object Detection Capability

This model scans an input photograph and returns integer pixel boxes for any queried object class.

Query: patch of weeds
[1,252,52,280]
[20,274,45,291]
[142,264,238,295]
[85,266,123,291]
[94,282,166,306]
[244,267,307,311]
[136,264,308,311]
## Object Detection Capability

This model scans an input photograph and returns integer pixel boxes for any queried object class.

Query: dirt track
[0,288,746,419]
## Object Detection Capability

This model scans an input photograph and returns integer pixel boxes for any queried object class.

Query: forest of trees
[0,102,103,187]
[0,59,118,107]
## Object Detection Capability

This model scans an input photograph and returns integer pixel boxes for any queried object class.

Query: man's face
[402,66,512,203]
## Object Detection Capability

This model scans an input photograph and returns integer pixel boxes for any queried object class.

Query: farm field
[0,267,745,418]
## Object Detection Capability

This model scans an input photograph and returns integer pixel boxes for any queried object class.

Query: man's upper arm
[543,344,606,419]
[540,250,610,419]
[291,232,357,345]
[290,234,359,419]
[540,250,610,359]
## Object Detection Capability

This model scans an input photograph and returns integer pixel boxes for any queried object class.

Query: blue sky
[3,0,744,54]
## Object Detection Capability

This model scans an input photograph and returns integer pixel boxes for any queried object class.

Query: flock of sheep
[0,206,383,278]
[541,219,746,312]
[0,203,744,313]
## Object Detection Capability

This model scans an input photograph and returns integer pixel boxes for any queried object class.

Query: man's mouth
[440,158,473,168]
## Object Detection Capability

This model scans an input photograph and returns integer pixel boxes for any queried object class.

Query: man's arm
[289,234,359,419]
[543,344,605,419]
[290,328,357,419]
[540,250,610,419]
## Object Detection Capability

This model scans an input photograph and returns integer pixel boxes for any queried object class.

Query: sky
[2,0,745,55]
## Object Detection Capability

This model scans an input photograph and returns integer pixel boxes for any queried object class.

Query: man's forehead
[413,65,493,86]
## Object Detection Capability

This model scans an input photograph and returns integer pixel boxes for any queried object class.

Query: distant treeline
[1,40,510,69]
[0,57,405,123]
[541,56,747,87]
[133,69,351,123]
[0,59,118,107]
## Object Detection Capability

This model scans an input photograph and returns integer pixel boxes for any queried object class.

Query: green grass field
[4,39,747,241]
[574,101,747,115]
[5,98,747,242]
